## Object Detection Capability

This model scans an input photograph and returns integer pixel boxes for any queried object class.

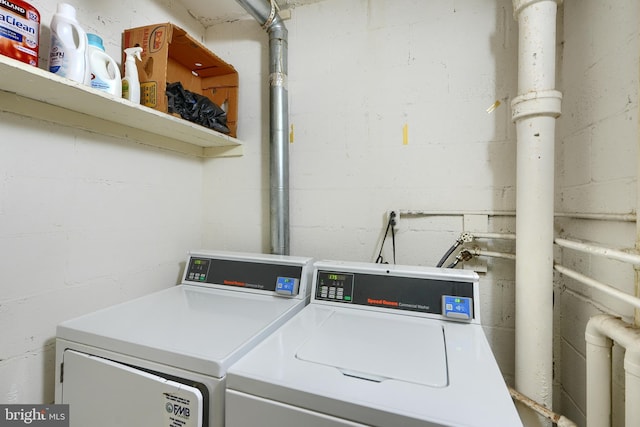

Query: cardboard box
[123,23,238,137]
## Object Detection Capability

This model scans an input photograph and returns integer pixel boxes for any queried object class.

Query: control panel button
[315,271,355,303]
[442,295,473,320]
[187,258,210,282]
[275,277,299,296]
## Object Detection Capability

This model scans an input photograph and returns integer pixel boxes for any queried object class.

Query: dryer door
[61,350,203,427]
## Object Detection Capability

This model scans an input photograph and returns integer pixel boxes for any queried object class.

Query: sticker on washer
[163,392,199,427]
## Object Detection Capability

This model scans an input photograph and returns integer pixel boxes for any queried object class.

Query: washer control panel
[313,267,475,320]
[316,272,354,302]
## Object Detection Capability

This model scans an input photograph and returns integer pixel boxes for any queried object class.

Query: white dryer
[54,250,314,427]
[225,260,523,427]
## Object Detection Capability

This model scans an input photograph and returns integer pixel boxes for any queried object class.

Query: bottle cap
[87,34,105,51]
[57,3,76,18]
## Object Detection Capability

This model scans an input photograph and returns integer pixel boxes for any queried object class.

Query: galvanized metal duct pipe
[511,0,562,425]
[235,0,290,255]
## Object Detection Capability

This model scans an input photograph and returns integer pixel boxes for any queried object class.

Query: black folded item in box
[166,82,230,134]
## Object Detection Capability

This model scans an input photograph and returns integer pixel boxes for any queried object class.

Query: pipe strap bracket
[511,90,562,122]
[262,0,279,29]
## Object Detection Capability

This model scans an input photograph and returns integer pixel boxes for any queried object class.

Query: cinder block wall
[1,2,637,424]
[555,2,639,426]
[0,0,207,404]
[205,1,639,426]
[205,0,520,384]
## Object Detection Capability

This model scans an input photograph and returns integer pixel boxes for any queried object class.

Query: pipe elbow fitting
[585,314,640,375]
[267,20,288,39]
[585,314,616,347]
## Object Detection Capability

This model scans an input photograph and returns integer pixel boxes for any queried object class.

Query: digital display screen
[315,271,355,303]
[186,258,210,282]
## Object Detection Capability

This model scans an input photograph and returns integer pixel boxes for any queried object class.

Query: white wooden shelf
[0,55,243,158]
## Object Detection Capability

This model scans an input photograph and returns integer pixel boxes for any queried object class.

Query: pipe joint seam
[512,0,563,19]
[585,332,614,348]
[511,90,562,122]
[269,72,288,89]
[268,24,287,40]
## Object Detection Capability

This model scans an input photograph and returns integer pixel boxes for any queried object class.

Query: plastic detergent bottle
[122,46,143,104]
[87,34,122,97]
[0,0,40,66]
[49,3,89,84]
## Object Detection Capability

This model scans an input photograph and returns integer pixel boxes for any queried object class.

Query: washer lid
[296,311,447,387]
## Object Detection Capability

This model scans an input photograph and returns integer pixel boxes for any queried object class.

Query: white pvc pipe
[585,315,640,427]
[514,105,557,427]
[585,326,612,427]
[628,350,640,427]
[555,212,637,222]
[471,232,517,240]
[554,264,640,310]
[511,1,562,425]
[555,238,640,266]
[398,210,635,222]
[399,210,516,217]
[555,236,640,326]
[471,248,517,261]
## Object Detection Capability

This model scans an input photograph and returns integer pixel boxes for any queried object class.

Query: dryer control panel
[184,253,310,298]
[313,264,477,321]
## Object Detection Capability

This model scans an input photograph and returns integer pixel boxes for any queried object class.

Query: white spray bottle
[122,46,143,104]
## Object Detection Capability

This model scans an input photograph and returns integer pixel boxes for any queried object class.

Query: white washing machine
[54,250,314,427]
[225,260,523,427]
